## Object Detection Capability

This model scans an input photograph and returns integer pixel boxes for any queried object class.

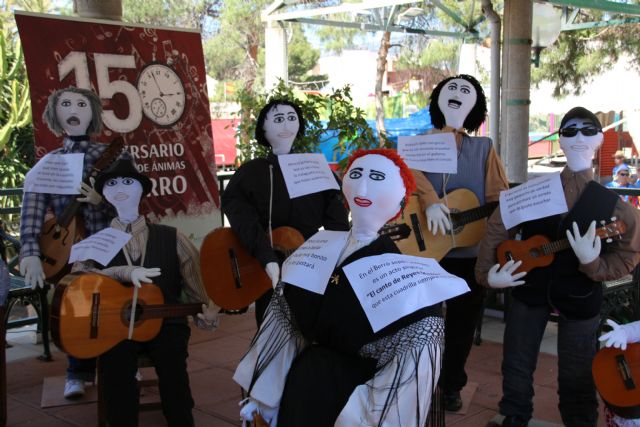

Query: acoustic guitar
[38,137,125,282]
[592,343,640,419]
[497,219,626,274]
[200,226,304,310]
[51,273,203,359]
[384,188,498,261]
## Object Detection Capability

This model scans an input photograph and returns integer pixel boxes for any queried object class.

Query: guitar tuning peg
[611,216,617,221]
[606,238,613,243]
[600,220,606,225]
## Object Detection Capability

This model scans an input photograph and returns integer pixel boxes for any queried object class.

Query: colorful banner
[15,11,220,245]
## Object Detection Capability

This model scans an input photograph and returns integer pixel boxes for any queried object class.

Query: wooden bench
[0,188,52,361]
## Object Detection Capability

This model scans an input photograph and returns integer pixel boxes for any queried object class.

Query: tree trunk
[73,0,122,21]
[375,31,390,147]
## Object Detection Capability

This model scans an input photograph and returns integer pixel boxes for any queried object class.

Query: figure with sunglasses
[221,99,349,325]
[475,107,640,427]
[413,74,508,412]
[612,150,629,177]
[606,164,639,207]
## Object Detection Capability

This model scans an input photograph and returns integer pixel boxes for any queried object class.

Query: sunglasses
[559,127,601,137]
[619,173,630,177]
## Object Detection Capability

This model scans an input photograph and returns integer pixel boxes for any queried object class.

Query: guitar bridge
[228,248,242,289]
[615,354,636,390]
[410,213,426,252]
[90,293,100,339]
[505,251,514,261]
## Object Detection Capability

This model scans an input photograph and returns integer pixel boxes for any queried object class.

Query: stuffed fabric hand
[77,177,102,205]
[20,256,45,289]
[599,319,640,351]
[129,267,161,288]
[487,260,527,289]
[265,262,280,289]
[239,398,278,426]
[425,203,451,236]
[566,221,601,265]
[197,299,220,329]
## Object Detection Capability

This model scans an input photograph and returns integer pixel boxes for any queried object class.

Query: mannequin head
[558,107,603,172]
[343,149,415,236]
[42,87,103,137]
[95,158,152,223]
[429,74,486,132]
[255,99,305,155]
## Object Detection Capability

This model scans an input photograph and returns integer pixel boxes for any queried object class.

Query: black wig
[428,74,487,133]
[255,99,306,148]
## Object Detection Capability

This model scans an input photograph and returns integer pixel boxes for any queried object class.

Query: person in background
[221,99,349,326]
[612,150,629,177]
[19,87,113,399]
[606,164,639,207]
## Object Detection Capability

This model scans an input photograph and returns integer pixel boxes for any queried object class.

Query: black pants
[438,257,485,393]
[99,322,194,427]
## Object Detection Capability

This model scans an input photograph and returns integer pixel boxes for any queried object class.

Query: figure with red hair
[234,149,445,427]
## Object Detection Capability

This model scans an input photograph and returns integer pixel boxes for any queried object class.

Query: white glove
[239,398,278,426]
[129,267,161,288]
[425,203,451,236]
[197,299,220,329]
[487,260,527,289]
[599,319,629,350]
[20,256,45,289]
[265,262,280,289]
[566,221,601,265]
[77,177,102,205]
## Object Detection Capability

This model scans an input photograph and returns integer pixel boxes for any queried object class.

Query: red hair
[344,148,416,220]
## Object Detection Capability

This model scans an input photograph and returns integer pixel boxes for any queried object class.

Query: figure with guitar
[411,74,508,412]
[69,157,219,427]
[475,107,640,427]
[221,99,349,325]
[18,87,119,399]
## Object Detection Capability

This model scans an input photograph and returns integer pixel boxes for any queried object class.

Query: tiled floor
[4,312,606,426]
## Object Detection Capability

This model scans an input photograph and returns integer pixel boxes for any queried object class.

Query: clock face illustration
[136,63,186,126]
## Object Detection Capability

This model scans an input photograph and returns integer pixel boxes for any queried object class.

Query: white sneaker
[63,379,85,399]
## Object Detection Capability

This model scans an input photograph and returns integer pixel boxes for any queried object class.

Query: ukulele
[497,219,626,274]
[51,272,204,359]
[384,188,498,261]
[200,226,304,310]
[592,343,640,419]
[38,137,125,282]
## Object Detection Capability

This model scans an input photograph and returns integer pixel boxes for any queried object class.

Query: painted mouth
[447,99,462,109]
[113,193,129,201]
[354,197,372,207]
[277,131,294,138]
[570,145,589,152]
[66,116,80,126]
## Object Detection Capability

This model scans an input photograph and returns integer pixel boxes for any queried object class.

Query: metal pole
[481,0,501,152]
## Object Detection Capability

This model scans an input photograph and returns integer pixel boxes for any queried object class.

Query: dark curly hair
[255,99,306,148]
[428,74,487,133]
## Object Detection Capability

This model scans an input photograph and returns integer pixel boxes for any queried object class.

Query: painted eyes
[460,87,471,94]
[59,99,88,108]
[60,100,71,107]
[348,169,385,181]
[273,114,298,124]
[105,178,136,186]
[77,100,87,108]
[349,169,362,179]
[445,83,470,95]
[369,171,385,181]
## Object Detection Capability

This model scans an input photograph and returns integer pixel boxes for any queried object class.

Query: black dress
[234,235,444,427]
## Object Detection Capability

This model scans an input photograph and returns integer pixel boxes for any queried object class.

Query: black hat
[94,158,153,197]
[560,107,602,130]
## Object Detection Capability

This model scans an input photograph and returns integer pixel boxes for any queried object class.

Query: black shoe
[443,390,463,412]
[501,415,528,427]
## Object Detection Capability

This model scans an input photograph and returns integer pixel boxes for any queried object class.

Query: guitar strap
[268,164,274,247]
[122,232,147,340]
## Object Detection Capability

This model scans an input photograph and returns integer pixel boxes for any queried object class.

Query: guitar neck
[541,224,623,255]
[451,201,499,227]
[541,239,571,255]
[139,303,202,320]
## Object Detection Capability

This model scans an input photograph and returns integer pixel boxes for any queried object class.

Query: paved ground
[5,312,608,426]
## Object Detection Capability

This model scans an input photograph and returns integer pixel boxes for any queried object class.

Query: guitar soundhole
[449,209,462,234]
[121,302,145,326]
[529,248,540,258]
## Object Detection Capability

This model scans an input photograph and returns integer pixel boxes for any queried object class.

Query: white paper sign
[69,227,132,266]
[278,153,340,199]
[23,153,84,195]
[499,172,568,230]
[281,230,349,294]
[397,133,457,173]
[342,253,469,332]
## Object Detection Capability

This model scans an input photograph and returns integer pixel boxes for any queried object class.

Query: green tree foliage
[234,80,377,169]
[287,26,327,86]
[122,0,221,35]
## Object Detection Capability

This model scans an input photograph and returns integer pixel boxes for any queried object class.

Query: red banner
[15,11,220,243]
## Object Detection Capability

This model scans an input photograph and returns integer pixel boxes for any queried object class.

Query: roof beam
[431,0,469,29]
[549,0,640,17]
[262,0,421,22]
[291,16,477,38]
[562,16,640,30]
